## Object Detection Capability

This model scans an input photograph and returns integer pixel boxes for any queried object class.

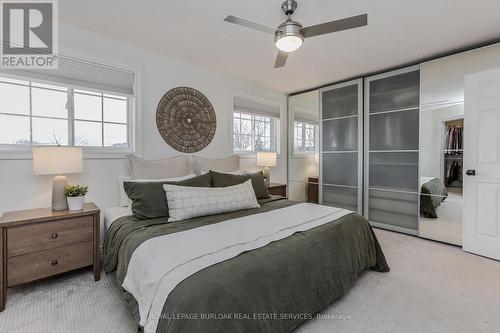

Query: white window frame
[232,111,279,153]
[0,73,137,159]
[293,120,318,154]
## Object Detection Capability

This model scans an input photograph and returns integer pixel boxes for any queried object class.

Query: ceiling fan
[224,0,367,68]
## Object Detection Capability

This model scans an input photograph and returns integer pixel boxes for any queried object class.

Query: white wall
[0,25,287,241]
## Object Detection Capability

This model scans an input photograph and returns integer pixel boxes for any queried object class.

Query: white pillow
[164,180,260,222]
[127,155,193,179]
[193,155,240,174]
[117,174,196,207]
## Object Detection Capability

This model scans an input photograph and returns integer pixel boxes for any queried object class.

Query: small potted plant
[64,184,89,211]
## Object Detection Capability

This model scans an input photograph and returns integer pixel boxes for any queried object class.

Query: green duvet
[104,197,389,333]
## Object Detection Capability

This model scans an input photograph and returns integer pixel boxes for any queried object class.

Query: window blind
[233,97,280,118]
[0,54,135,95]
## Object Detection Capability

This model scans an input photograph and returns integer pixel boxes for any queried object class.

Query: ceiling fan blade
[224,15,277,35]
[274,51,288,68]
[301,14,368,39]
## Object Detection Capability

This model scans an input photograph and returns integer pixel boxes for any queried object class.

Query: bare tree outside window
[233,112,275,152]
[294,121,317,153]
[0,76,130,149]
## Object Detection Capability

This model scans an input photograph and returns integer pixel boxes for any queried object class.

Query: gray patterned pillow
[164,180,260,222]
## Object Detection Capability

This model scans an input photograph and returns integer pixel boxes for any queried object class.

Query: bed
[103,196,389,333]
[420,177,448,218]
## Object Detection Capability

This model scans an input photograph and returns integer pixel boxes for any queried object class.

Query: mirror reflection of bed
[419,104,464,246]
[419,176,463,245]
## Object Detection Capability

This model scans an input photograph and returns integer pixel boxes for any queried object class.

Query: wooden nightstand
[0,203,100,311]
[268,183,287,197]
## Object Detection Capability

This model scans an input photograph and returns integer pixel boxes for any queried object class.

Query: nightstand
[268,183,287,197]
[0,203,100,311]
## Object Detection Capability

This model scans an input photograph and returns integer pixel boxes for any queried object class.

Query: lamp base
[52,175,69,211]
[262,166,271,186]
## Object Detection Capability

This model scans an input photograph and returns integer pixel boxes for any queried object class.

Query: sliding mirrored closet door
[320,79,363,213]
[364,67,420,234]
[419,103,463,245]
[288,91,320,203]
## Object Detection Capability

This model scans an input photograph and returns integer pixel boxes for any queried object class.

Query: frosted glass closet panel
[369,70,420,113]
[369,110,419,150]
[322,117,358,151]
[365,67,420,234]
[369,152,419,191]
[320,79,363,213]
[323,185,358,212]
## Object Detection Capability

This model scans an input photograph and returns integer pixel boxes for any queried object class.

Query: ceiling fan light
[275,35,303,52]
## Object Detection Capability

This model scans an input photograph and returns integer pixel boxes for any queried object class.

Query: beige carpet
[420,192,463,246]
[1,229,500,333]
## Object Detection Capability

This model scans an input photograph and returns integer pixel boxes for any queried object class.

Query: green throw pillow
[124,173,211,219]
[209,170,271,199]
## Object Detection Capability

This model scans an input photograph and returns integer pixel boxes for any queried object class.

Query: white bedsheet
[420,176,437,186]
[122,203,352,333]
[104,206,132,230]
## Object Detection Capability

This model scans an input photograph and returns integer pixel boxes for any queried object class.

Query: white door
[463,67,500,260]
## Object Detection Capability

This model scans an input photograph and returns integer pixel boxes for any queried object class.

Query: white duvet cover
[122,203,352,333]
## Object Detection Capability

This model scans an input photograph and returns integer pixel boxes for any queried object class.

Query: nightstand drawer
[7,216,94,257]
[7,241,93,287]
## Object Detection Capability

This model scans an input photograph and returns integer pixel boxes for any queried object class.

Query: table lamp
[257,152,277,186]
[33,147,83,211]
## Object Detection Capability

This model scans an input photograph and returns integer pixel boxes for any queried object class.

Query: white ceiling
[60,0,500,93]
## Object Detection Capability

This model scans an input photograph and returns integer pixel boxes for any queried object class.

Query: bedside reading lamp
[257,152,277,186]
[33,147,83,211]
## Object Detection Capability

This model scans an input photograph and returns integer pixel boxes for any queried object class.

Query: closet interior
[443,119,464,189]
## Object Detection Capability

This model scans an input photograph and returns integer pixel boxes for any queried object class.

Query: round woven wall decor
[156,87,216,153]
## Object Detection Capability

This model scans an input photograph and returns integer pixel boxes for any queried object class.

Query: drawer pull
[51,233,58,239]
[51,260,58,266]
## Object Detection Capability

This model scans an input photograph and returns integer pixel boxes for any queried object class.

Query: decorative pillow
[117,174,196,207]
[164,180,260,222]
[198,169,248,176]
[124,173,211,219]
[209,170,271,199]
[192,155,239,174]
[127,155,193,179]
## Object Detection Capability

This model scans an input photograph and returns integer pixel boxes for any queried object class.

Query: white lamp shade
[257,152,277,168]
[33,147,83,175]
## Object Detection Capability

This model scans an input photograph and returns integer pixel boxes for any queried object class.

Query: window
[0,75,131,150]
[232,97,281,153]
[233,112,276,152]
[294,121,317,153]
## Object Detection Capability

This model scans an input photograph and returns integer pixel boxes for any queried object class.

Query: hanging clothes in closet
[445,159,463,186]
[443,126,463,154]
